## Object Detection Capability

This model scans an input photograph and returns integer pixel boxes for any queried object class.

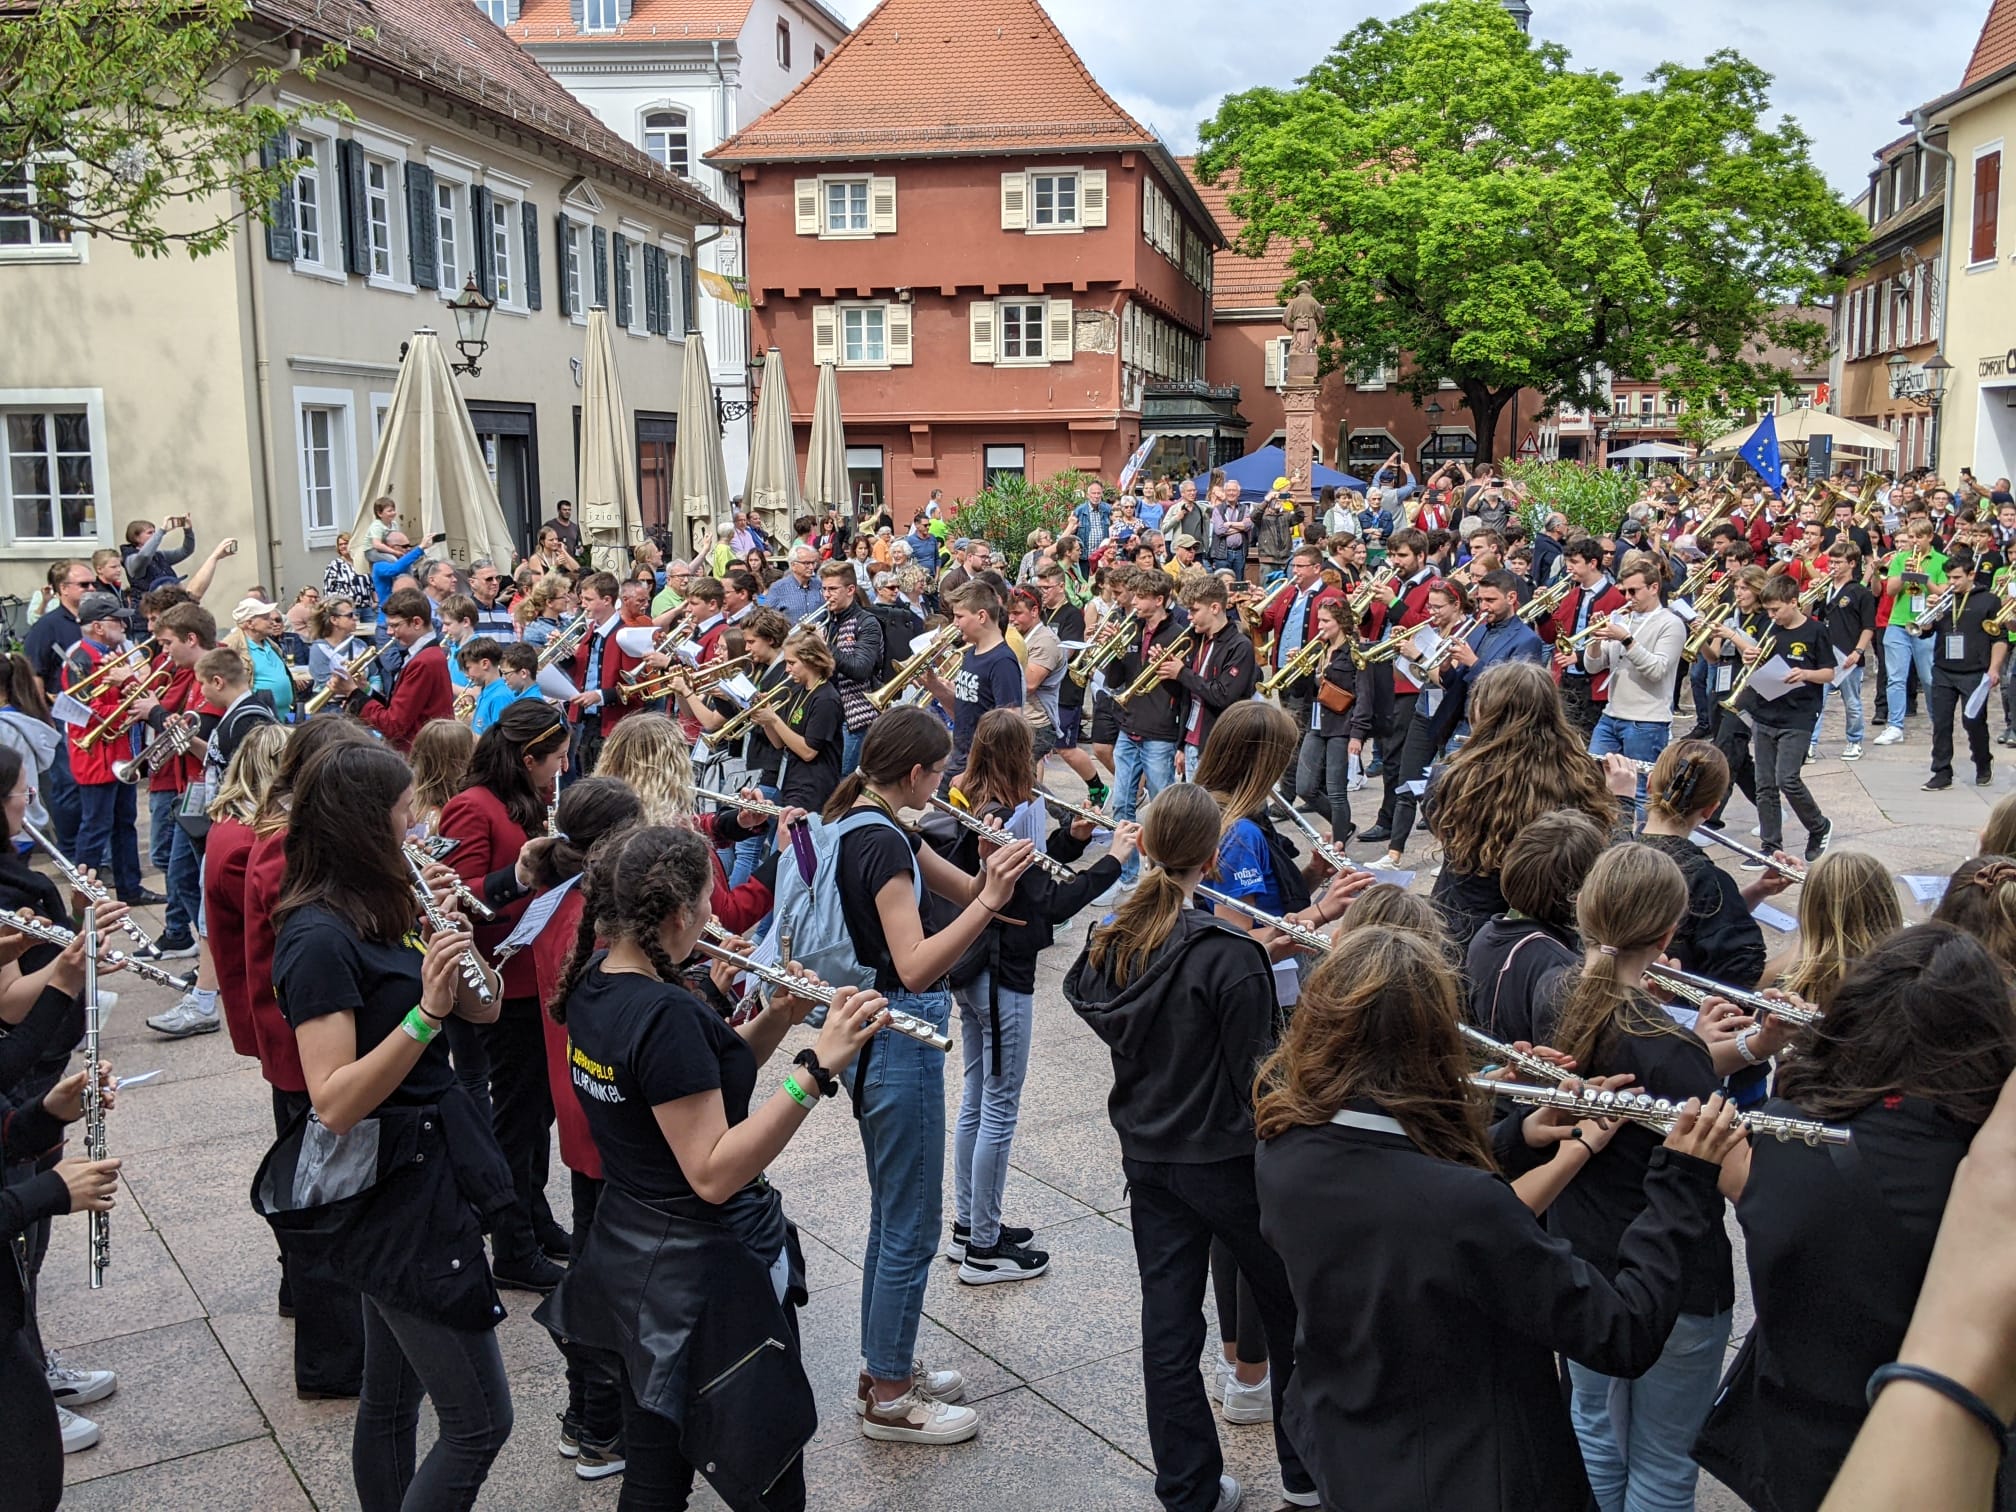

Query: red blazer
[533,886,600,1181]
[697,812,772,935]
[439,783,537,1001]
[1542,581,1627,699]
[146,662,199,795]
[1365,572,1443,695]
[242,829,307,1093]
[61,641,130,785]
[204,816,258,1061]
[358,642,452,751]
[1259,582,1344,667]
[599,614,655,737]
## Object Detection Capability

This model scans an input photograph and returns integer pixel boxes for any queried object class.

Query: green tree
[1196,0,1865,464]
[1,0,351,258]
[951,470,1091,561]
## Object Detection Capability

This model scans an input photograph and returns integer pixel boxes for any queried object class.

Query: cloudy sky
[848,0,1994,198]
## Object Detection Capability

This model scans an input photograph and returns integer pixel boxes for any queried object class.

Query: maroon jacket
[439,782,537,1002]
[357,641,452,751]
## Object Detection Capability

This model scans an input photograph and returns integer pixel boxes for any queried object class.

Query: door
[465,401,540,555]
[637,412,678,535]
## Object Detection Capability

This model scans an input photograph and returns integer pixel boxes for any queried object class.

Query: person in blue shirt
[461,637,536,736]
[761,545,825,624]
[231,596,298,720]
[1072,481,1112,555]
[366,530,439,633]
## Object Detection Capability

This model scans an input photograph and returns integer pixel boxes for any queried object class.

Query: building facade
[0,0,726,604]
[707,0,1223,524]
[509,0,850,496]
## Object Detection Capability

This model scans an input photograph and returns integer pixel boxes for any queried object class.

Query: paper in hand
[1967,675,1993,722]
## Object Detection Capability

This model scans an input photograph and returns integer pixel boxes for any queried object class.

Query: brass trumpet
[1561,610,1626,653]
[621,654,753,704]
[711,681,794,744]
[535,611,592,670]
[64,638,156,701]
[1113,628,1194,705]
[1346,566,1399,618]
[1258,634,1330,697]
[1517,576,1574,625]
[619,610,689,687]
[1067,612,1138,687]
[869,626,961,710]
[77,666,170,750]
[305,641,385,715]
[1351,622,1420,669]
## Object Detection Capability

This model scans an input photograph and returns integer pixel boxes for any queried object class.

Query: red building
[707,0,1229,523]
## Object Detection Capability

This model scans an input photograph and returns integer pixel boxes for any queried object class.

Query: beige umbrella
[804,358,850,519]
[669,331,728,561]
[577,307,643,574]
[348,328,516,571]
[1702,409,1899,457]
[743,347,802,543]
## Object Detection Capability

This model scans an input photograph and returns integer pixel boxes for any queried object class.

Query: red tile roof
[1966,0,2016,88]
[1179,158,1296,312]
[510,0,754,42]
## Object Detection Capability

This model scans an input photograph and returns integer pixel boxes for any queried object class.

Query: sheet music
[494,875,581,955]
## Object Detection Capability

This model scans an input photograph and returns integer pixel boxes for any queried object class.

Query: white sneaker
[46,1352,116,1407]
[1749,825,1762,838]
[147,995,220,1038]
[1213,1473,1244,1512]
[58,1406,100,1453]
[855,1362,966,1416]
[1874,726,1904,746]
[859,1388,979,1444]
[1842,742,1863,761]
[1205,1354,1233,1404]
[1281,1491,1321,1509]
[1221,1370,1272,1424]
[1346,774,1366,792]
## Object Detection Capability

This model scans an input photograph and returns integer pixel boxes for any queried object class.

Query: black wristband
[1866,1363,2010,1456]
[793,1048,837,1099]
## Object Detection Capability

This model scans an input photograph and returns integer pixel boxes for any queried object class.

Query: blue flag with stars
[1737,412,1785,493]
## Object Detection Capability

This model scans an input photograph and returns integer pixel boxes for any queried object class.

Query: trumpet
[1688,825,1806,883]
[64,638,156,701]
[1067,612,1138,687]
[712,681,793,744]
[1472,1078,1850,1147]
[1195,884,1332,953]
[1642,962,1824,1029]
[1460,1024,1572,1085]
[535,611,592,670]
[798,606,832,637]
[1987,598,2016,636]
[1268,793,1355,874]
[1233,578,1295,627]
[1562,609,1626,653]
[113,713,197,785]
[1720,628,1781,713]
[1517,576,1574,625]
[23,819,158,952]
[869,626,961,710]
[1417,615,1481,673]
[1258,634,1329,697]
[402,842,497,922]
[402,848,495,1007]
[694,785,792,820]
[0,909,198,992]
[621,654,753,704]
[305,641,385,715]
[1347,566,1399,617]
[926,797,1074,881]
[1113,628,1194,705]
[1351,622,1421,669]
[618,611,689,686]
[1908,588,1957,638]
[693,938,951,1051]
[77,666,169,750]
[1681,601,1733,662]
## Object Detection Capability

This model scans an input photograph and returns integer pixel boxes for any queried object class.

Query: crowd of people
[4,464,2016,1512]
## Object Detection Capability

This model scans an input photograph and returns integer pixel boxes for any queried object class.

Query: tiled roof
[1965,0,2016,88]
[1179,158,1295,312]
[248,0,727,222]
[510,0,754,42]
[708,0,1157,163]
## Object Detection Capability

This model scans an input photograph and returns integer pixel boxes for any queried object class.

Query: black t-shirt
[837,813,927,992]
[741,661,791,783]
[23,607,80,692]
[273,904,451,1105]
[950,641,1024,772]
[1750,614,1830,729]
[777,679,844,812]
[562,958,755,1205]
[1932,588,2001,674]
[1042,602,1087,709]
[1821,581,1878,656]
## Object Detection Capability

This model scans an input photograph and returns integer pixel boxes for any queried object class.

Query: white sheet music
[494,875,581,955]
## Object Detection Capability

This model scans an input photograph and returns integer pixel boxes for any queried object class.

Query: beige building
[0,0,728,610]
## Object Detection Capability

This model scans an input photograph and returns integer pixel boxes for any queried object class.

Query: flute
[0,911,197,992]
[82,903,109,1289]
[1269,794,1357,874]
[694,785,792,820]
[693,939,952,1052]
[1034,785,1117,829]
[1195,884,1332,953]
[1472,1077,1851,1147]
[23,818,158,952]
[402,843,497,922]
[926,797,1074,881]
[402,850,496,1007]
[1689,825,1807,883]
[1643,962,1824,1029]
[1459,1023,1571,1084]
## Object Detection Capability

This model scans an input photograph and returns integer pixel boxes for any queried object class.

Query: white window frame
[618,221,651,337]
[776,18,791,67]
[562,211,589,324]
[485,174,527,314]
[360,149,409,289]
[0,389,111,549]
[1352,357,1391,390]
[641,108,690,176]
[661,236,690,341]
[822,175,872,238]
[370,390,393,447]
[1029,168,1080,231]
[582,0,620,33]
[839,301,888,369]
[1970,138,2003,272]
[293,386,355,547]
[475,0,509,23]
[434,177,463,295]
[288,126,344,282]
[0,157,86,264]
[997,300,1047,364]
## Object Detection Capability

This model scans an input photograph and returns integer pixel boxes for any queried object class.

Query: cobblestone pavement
[46,699,1987,1510]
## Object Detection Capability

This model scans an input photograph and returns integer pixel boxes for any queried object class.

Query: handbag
[1318,681,1355,716]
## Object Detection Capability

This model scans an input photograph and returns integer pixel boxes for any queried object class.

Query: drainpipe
[240,206,283,591]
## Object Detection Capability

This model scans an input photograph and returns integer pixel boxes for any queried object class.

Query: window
[842,305,886,365]
[643,111,688,176]
[984,445,1026,486]
[846,445,884,512]
[583,0,619,32]
[825,178,868,235]
[1,401,100,542]
[999,302,1046,361]
[1973,147,2000,266]
[814,302,909,366]
[1031,171,1078,228]
[0,160,79,259]
[625,239,645,333]
[563,220,584,316]
[796,175,895,238]
[435,180,462,291]
[294,390,353,540]
[291,136,330,268]
[475,0,509,21]
[776,19,791,66]
[489,195,516,306]
[365,157,395,279]
[813,45,826,66]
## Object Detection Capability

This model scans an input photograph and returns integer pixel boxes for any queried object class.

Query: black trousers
[454,998,556,1266]
[1373,692,1419,830]
[1387,701,1447,853]
[560,1171,621,1440]
[1560,674,1601,740]
[1208,1239,1265,1366]
[1122,1153,1314,1511]
[1710,707,1757,822]
[1931,671,1993,782]
[0,1329,60,1512]
[274,1088,366,1395]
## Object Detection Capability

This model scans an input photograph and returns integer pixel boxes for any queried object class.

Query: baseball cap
[232,595,281,626]
[78,591,129,625]
[1172,533,1201,551]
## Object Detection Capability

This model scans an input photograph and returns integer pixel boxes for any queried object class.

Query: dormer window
[644,111,688,176]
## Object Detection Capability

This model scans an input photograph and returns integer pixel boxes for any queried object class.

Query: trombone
[1067,612,1138,687]
[305,641,385,715]
[1258,634,1330,697]
[1113,628,1194,705]
[620,654,753,704]
[64,638,156,702]
[868,626,961,710]
[77,666,170,750]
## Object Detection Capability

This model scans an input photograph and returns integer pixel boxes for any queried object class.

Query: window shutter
[1000,171,1027,231]
[555,213,574,316]
[470,185,495,299]
[592,225,609,308]
[522,200,541,310]
[1047,296,1074,360]
[812,305,838,365]
[259,133,295,262]
[613,231,631,326]
[654,246,670,335]
[1880,280,1894,351]
[405,162,438,290]
[681,252,697,335]
[887,302,913,364]
[795,178,819,235]
[1974,151,2000,265]
[1264,337,1284,388]
[1120,302,1134,365]
[1844,285,1858,360]
[969,301,996,364]
[870,176,897,234]
[1142,181,1155,238]
[641,245,660,333]
[1081,169,1107,228]
[569,0,584,26]
[1914,264,1927,343]
[335,137,370,276]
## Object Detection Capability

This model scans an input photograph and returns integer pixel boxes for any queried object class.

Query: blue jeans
[1824,661,1866,745]
[1111,733,1177,885]
[1589,714,1671,823]
[41,742,80,856]
[1211,543,1248,579]
[74,779,140,898]
[951,971,1032,1250]
[162,809,201,946]
[147,788,177,872]
[1883,624,1934,731]
[1686,650,1714,730]
[855,986,952,1381]
[727,781,780,890]
[841,724,867,780]
[1568,1308,1732,1512]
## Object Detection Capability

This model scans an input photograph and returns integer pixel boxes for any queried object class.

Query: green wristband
[400,1007,439,1046]
[782,1073,812,1108]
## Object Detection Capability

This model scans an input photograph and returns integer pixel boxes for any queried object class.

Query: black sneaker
[557,1409,583,1459]
[1358,824,1392,843]
[946,1221,1034,1263]
[119,887,167,907]
[492,1253,566,1293]
[1740,852,1773,871]
[535,1217,573,1263]
[1979,767,1997,788]
[958,1239,1051,1285]
[573,1433,626,1481]
[1805,820,1833,862]
[1923,776,1953,792]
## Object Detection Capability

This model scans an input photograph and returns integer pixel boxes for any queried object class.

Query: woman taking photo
[1291,598,1364,849]
[527,525,580,578]
[1252,927,1742,1512]
[536,825,887,1508]
[1694,922,2016,1512]
[1065,782,1319,1512]
[307,597,365,698]
[263,741,513,1512]
[823,706,1034,1444]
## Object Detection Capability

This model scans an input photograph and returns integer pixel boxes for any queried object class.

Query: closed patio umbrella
[804,358,850,519]
[744,346,802,544]
[669,331,729,561]
[577,307,643,573]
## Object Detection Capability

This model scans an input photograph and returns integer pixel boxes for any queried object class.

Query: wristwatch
[793,1048,838,1098]
[1621,635,1635,650]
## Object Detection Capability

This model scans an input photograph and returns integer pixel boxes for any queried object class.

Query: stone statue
[1284,280,1324,356]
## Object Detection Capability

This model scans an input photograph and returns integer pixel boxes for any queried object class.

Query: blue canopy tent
[1190,445,1365,495]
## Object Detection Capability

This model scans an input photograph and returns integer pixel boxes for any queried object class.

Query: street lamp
[1888,351,1953,470]
[447,276,495,377]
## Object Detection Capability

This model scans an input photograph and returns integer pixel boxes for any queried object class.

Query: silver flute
[83,904,110,1289]
[1643,962,1825,1029]
[1460,1024,1572,1084]
[402,850,496,1007]
[1195,884,1332,953]
[0,912,196,992]
[1033,785,1116,829]
[926,797,1075,882]
[694,785,792,820]
[693,939,952,1052]
[1471,1077,1851,1147]
[23,818,157,951]
[1690,825,1807,883]
[1269,794,1357,874]
[401,843,497,923]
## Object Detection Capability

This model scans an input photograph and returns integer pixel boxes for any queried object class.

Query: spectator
[122,515,196,602]
[544,498,583,559]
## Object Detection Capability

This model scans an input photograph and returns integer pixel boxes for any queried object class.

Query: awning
[743,346,802,542]
[576,308,643,572]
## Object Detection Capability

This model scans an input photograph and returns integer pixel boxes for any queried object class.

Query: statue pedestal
[1282,383,1318,502]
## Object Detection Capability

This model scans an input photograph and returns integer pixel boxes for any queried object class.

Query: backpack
[769,807,922,998]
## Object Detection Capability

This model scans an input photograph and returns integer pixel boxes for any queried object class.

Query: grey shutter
[521,200,541,310]
[469,185,495,299]
[555,213,574,317]
[644,245,664,334]
[335,137,369,277]
[681,252,697,336]
[569,0,584,26]
[613,231,631,327]
[405,162,438,290]
[259,133,295,262]
[592,224,609,309]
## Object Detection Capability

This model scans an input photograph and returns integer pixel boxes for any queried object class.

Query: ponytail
[1084,783,1222,988]
[821,705,949,823]
[1549,843,1690,1068]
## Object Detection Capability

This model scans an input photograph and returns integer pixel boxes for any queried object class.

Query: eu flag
[1738,412,1786,494]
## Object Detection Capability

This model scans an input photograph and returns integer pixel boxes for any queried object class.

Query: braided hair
[548,824,712,1023]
